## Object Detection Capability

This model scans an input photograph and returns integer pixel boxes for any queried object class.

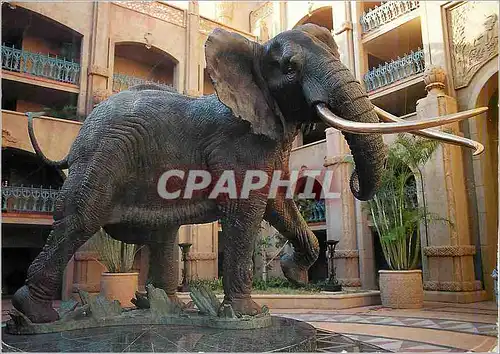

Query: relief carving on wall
[250,2,273,31]
[448,1,498,89]
[113,1,186,27]
[2,129,17,146]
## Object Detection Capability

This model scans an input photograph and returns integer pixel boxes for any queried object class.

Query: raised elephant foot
[280,255,309,286]
[223,297,263,317]
[12,285,59,323]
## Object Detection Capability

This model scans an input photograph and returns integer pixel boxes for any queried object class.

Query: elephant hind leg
[12,168,115,323]
[12,214,101,323]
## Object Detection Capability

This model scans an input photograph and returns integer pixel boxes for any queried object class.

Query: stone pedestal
[324,128,361,288]
[416,66,485,302]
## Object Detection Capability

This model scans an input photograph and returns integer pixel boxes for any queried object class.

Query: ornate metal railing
[112,73,174,92]
[363,48,425,92]
[2,186,60,214]
[360,1,420,34]
[297,199,326,223]
[1,45,80,85]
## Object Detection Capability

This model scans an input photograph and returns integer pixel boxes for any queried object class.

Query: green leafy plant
[42,105,86,122]
[89,229,140,273]
[368,134,450,270]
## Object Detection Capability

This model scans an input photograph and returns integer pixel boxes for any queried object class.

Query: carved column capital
[215,2,234,25]
[423,65,446,94]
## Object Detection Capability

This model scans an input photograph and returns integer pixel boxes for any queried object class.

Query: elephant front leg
[264,198,320,286]
[220,205,266,316]
[146,227,185,308]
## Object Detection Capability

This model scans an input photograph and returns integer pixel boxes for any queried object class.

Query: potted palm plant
[368,134,446,309]
[90,229,141,308]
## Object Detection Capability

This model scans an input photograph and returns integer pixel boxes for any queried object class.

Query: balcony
[360,1,420,35]
[2,185,60,214]
[2,45,80,85]
[363,48,425,93]
[297,199,326,223]
[112,73,174,92]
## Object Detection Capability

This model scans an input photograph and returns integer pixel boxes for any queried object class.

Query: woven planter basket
[378,270,423,309]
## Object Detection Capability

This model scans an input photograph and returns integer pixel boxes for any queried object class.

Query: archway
[113,42,178,92]
[470,71,498,296]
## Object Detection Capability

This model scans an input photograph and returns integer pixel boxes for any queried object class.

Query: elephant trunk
[326,68,386,201]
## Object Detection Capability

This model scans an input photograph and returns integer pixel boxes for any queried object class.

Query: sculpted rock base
[6,284,271,335]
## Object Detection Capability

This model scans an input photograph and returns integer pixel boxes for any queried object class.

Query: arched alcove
[113,42,179,92]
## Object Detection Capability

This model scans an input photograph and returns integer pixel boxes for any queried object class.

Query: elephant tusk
[315,103,488,135]
[373,105,485,156]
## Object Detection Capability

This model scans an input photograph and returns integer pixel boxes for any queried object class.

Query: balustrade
[2,186,60,214]
[298,199,326,223]
[112,73,174,92]
[363,48,425,92]
[360,1,420,34]
[1,45,80,85]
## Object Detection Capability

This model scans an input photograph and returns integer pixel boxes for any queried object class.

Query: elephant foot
[167,294,187,309]
[280,254,308,286]
[12,285,59,323]
[223,297,262,317]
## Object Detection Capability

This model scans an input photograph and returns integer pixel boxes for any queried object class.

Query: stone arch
[111,41,180,92]
[294,6,334,30]
[463,66,498,296]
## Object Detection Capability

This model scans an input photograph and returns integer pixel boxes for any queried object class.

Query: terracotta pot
[100,272,139,308]
[378,269,423,309]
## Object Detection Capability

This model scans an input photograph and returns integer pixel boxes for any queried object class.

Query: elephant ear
[295,24,340,59]
[205,28,283,140]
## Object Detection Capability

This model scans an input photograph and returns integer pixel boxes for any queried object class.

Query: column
[184,1,200,96]
[86,1,111,113]
[417,66,485,302]
[215,2,234,25]
[324,128,361,288]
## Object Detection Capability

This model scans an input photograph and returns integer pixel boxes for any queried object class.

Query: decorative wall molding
[423,245,476,257]
[334,249,359,259]
[88,65,109,78]
[448,1,498,89]
[199,17,256,41]
[424,280,482,292]
[113,1,186,27]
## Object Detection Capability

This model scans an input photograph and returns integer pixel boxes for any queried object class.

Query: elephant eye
[284,64,294,74]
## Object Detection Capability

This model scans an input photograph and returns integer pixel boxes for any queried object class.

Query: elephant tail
[26,112,69,169]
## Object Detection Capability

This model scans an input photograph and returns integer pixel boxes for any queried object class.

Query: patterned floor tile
[276,313,498,337]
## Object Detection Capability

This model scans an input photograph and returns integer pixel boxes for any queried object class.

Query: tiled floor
[273,301,498,352]
[276,313,498,336]
[2,299,498,352]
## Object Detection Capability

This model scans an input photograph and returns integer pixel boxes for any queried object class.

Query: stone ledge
[424,280,482,292]
[177,291,381,310]
[424,290,490,303]
[423,245,476,257]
